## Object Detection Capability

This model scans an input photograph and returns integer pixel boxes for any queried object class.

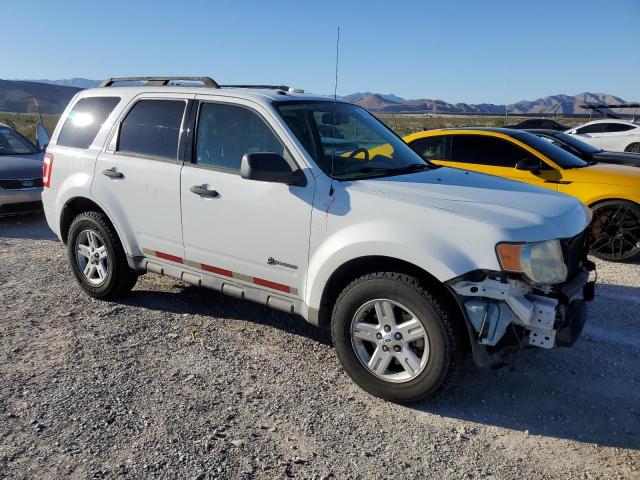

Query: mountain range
[343,92,639,116]
[1,79,637,116]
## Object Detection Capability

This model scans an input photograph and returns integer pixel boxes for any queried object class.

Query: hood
[562,162,640,187]
[593,151,640,168]
[347,167,591,241]
[0,153,44,179]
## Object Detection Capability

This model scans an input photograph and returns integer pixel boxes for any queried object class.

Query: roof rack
[99,77,220,88]
[222,84,304,93]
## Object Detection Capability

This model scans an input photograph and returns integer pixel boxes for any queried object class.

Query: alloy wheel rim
[591,205,640,260]
[75,229,109,285]
[350,299,430,383]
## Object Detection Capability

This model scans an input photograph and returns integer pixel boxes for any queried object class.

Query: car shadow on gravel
[0,213,57,240]
[120,283,331,345]
[414,354,640,450]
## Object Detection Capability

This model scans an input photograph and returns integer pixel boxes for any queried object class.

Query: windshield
[512,131,589,169]
[275,101,432,180]
[541,132,602,155]
[0,127,39,155]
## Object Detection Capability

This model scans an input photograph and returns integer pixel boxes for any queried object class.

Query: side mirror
[240,152,307,187]
[515,157,542,172]
[36,122,50,151]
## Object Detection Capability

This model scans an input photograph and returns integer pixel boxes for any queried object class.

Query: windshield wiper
[338,163,430,180]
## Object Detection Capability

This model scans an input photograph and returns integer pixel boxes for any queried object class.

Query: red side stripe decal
[155,251,183,264]
[253,277,291,293]
[202,263,233,277]
[146,249,293,294]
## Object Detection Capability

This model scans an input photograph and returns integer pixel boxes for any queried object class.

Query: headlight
[496,239,567,284]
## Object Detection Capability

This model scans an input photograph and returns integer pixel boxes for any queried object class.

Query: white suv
[42,77,595,402]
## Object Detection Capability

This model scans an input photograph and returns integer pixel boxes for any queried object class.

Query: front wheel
[67,211,138,299]
[590,200,640,261]
[331,272,462,403]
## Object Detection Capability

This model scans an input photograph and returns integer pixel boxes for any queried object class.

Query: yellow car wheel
[590,200,640,262]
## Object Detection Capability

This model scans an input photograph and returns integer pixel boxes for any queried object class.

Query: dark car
[526,129,640,168]
[505,118,569,131]
[0,123,46,216]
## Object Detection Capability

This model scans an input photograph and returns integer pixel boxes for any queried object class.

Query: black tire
[67,211,138,300]
[331,272,462,403]
[590,200,640,262]
[624,143,640,154]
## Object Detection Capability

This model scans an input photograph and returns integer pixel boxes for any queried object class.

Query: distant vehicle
[504,118,569,131]
[565,119,640,153]
[0,123,47,216]
[405,127,640,261]
[526,129,640,168]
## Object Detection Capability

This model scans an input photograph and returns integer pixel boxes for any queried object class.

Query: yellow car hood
[563,163,640,188]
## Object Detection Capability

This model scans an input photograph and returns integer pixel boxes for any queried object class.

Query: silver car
[0,123,47,216]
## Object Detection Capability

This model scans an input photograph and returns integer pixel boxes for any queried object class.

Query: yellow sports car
[404,128,640,261]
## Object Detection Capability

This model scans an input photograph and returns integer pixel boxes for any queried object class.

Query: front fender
[305,220,493,310]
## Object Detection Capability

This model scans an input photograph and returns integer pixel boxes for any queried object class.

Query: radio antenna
[329,26,340,196]
[32,97,44,125]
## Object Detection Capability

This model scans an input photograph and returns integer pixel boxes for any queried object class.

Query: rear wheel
[331,272,462,403]
[624,143,640,154]
[67,211,138,299]
[590,200,640,261]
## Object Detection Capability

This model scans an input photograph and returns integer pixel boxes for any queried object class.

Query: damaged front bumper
[447,262,595,369]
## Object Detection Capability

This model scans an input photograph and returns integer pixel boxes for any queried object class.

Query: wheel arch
[60,196,120,246]
[315,255,471,352]
[588,197,640,209]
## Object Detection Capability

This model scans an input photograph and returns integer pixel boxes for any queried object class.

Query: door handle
[103,167,124,179]
[190,184,219,198]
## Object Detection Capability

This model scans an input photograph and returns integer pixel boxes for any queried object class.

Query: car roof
[75,85,338,109]
[524,129,563,135]
[578,119,638,126]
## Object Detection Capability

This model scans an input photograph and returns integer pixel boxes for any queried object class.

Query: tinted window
[602,123,635,133]
[0,127,39,155]
[118,100,185,159]
[410,136,450,160]
[195,103,285,171]
[450,135,535,167]
[576,123,605,134]
[57,97,120,149]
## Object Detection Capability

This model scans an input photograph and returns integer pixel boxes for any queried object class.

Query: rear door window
[450,135,535,167]
[601,123,635,133]
[117,99,186,159]
[57,97,121,149]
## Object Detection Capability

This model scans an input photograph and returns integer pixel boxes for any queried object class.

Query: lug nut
[394,332,402,340]
[382,345,389,352]
[393,345,401,352]
[384,325,391,332]
[376,332,382,340]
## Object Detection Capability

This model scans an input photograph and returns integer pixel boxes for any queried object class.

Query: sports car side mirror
[515,158,542,172]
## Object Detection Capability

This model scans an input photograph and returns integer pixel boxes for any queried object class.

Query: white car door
[92,93,194,259]
[179,97,314,298]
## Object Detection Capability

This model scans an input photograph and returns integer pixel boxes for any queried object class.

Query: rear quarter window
[57,97,121,149]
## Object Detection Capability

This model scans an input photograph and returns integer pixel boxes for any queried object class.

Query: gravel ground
[1,213,639,480]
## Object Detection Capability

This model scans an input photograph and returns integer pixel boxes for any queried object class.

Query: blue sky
[3,0,639,103]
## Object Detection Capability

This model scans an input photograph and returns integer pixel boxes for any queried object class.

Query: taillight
[43,153,54,188]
